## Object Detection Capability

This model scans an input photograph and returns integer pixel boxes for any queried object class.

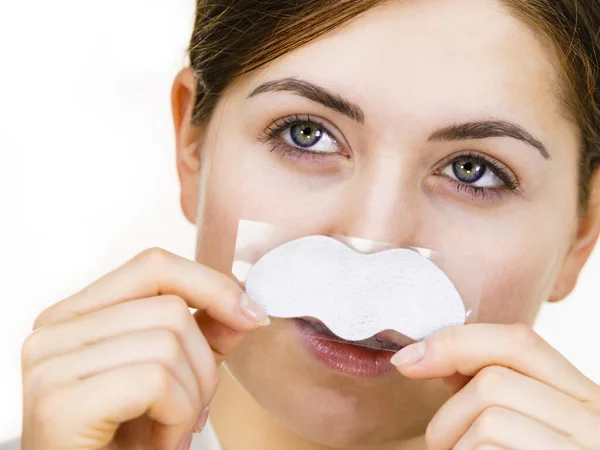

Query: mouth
[300,318,408,351]
[291,317,411,379]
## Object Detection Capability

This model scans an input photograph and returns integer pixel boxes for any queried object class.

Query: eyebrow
[428,120,550,159]
[248,77,550,160]
[248,77,365,124]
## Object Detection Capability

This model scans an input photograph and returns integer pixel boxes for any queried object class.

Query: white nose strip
[245,235,466,341]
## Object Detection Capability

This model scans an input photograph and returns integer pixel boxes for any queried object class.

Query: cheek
[195,142,342,274]
[194,162,246,273]
[194,142,294,274]
[471,183,577,325]
[476,233,562,326]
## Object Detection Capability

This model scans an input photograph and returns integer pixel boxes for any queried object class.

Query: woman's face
[174,0,588,446]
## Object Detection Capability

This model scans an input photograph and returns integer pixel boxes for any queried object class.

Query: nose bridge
[336,155,421,246]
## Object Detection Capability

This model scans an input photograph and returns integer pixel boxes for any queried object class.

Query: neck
[210,366,427,450]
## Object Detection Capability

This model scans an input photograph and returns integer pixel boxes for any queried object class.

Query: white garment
[0,419,222,450]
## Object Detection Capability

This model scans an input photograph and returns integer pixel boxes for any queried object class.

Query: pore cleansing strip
[245,235,466,341]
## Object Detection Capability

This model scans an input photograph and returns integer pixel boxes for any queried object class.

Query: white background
[1,0,599,443]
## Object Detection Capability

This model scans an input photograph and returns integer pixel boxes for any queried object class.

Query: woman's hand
[391,324,600,450]
[20,248,269,450]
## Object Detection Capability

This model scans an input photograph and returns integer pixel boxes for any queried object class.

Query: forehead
[238,0,575,146]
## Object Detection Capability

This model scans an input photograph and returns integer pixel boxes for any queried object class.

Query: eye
[290,123,323,147]
[442,155,504,188]
[433,152,520,201]
[281,122,339,153]
[258,114,347,162]
[440,153,517,189]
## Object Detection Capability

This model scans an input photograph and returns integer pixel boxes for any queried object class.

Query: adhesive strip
[245,235,466,341]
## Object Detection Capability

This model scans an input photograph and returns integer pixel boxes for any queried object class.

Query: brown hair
[188,0,600,209]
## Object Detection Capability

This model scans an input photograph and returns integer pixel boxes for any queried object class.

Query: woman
[5,0,600,449]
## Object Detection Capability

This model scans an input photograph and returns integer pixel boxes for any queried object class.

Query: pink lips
[298,317,413,351]
[292,318,405,378]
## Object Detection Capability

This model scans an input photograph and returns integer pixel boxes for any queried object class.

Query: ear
[550,167,600,301]
[171,67,205,224]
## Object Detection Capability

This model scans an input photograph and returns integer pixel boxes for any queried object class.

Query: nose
[329,155,423,247]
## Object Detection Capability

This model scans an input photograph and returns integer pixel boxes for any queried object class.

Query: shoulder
[0,438,20,450]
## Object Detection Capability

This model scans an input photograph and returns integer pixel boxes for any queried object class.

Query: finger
[391,323,600,401]
[426,366,596,449]
[442,373,473,395]
[452,407,583,450]
[32,363,195,450]
[24,328,212,413]
[194,312,247,363]
[22,296,219,401]
[33,247,269,330]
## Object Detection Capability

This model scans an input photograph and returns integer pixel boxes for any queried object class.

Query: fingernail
[179,433,193,450]
[193,407,210,433]
[391,341,427,367]
[240,293,270,326]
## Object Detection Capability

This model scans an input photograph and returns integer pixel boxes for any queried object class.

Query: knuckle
[512,323,543,349]
[479,365,509,382]
[424,421,442,448]
[472,366,507,403]
[32,308,53,331]
[154,330,184,365]
[147,363,172,394]
[31,315,44,331]
[21,330,43,368]
[138,247,171,268]
[472,407,503,440]
[162,296,192,332]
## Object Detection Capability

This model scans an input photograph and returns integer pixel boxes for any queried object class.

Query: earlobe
[171,67,205,224]
[549,168,600,302]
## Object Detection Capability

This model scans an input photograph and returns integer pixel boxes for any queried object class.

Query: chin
[225,319,443,447]
[274,388,408,447]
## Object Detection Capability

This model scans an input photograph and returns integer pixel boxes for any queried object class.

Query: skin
[20,0,600,449]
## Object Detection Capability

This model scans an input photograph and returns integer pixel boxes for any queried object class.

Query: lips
[300,317,411,352]
[292,317,409,378]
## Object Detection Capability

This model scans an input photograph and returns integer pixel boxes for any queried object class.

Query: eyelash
[257,114,348,160]
[258,116,521,200]
[433,151,521,200]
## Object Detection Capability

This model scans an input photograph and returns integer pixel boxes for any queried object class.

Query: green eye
[279,120,339,154]
[442,154,506,189]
